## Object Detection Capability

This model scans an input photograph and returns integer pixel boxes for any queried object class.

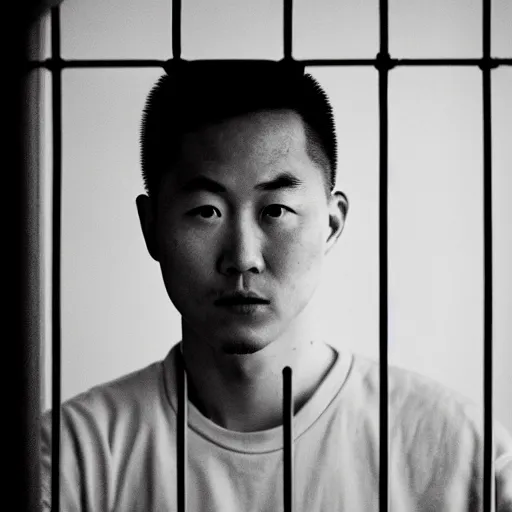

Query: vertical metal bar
[173,0,184,501]
[172,0,182,60]
[50,6,62,511]
[283,367,294,512]
[283,0,293,60]
[378,0,389,510]
[482,0,493,510]
[282,9,296,509]
[177,345,188,512]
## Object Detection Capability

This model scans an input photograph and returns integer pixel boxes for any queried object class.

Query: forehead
[171,109,321,189]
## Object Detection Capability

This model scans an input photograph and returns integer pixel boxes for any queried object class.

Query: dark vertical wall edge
[6,4,47,511]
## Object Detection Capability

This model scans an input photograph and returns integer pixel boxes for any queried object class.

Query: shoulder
[345,353,512,455]
[343,353,463,417]
[343,354,512,503]
[40,353,176,510]
[347,353,512,475]
[346,353,478,421]
[41,356,168,438]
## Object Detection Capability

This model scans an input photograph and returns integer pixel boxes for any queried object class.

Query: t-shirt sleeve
[41,407,85,511]
[40,397,112,512]
[40,410,53,511]
[387,364,512,511]
[495,421,512,511]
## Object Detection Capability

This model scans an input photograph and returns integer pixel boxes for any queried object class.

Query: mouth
[215,302,269,317]
[214,293,270,307]
[214,292,270,314]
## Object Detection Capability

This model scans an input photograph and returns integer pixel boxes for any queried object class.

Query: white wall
[41,0,512,433]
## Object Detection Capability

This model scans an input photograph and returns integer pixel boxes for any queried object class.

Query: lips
[214,292,270,306]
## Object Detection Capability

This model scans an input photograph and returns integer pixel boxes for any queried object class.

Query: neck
[180,317,337,432]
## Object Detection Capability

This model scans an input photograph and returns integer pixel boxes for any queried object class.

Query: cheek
[269,223,326,281]
[158,220,208,264]
[158,228,214,289]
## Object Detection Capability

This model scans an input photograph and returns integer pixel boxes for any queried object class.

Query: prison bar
[283,367,295,512]
[282,1,294,506]
[173,3,185,509]
[284,0,293,61]
[50,6,63,512]
[282,6,295,508]
[172,0,182,60]
[482,0,493,510]
[31,57,512,71]
[377,0,390,509]
[177,345,188,512]
[35,0,508,510]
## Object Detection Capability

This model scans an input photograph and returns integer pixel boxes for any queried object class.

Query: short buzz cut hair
[140,61,337,199]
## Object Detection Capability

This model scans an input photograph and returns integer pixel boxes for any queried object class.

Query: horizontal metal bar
[31,58,167,69]
[27,57,512,70]
[392,57,507,68]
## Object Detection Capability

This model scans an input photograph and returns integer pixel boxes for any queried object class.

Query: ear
[136,194,160,262]
[325,190,349,255]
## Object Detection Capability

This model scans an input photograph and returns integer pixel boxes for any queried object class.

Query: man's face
[140,109,345,355]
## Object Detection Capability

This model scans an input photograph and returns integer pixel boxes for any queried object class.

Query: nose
[218,216,265,276]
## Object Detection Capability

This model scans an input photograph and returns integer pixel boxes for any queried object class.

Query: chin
[221,340,265,355]
[205,320,277,355]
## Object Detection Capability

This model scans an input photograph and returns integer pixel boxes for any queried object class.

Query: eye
[188,206,221,219]
[262,205,291,219]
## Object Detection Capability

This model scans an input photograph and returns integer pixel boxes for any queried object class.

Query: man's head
[136,63,348,355]
[140,62,338,202]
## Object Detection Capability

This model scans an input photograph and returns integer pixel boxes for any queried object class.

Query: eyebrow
[179,172,304,195]
[255,172,304,191]
[179,175,226,194]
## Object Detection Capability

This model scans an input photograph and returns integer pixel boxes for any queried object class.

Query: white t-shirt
[41,343,512,511]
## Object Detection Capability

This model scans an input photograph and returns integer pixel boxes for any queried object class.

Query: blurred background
[38,0,511,432]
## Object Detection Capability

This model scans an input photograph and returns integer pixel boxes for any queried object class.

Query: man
[41,62,512,511]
